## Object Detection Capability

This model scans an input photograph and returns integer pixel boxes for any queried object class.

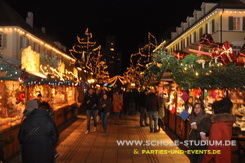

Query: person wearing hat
[23,94,42,119]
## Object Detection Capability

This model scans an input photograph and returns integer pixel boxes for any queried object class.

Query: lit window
[110,48,114,51]
[233,17,242,31]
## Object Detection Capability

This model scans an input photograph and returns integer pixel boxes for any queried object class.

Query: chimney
[41,27,46,33]
[26,12,33,28]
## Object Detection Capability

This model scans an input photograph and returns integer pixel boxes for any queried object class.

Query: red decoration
[17,93,25,103]
[193,88,202,96]
[181,91,189,103]
[199,33,214,45]
[211,43,223,58]
[219,41,237,65]
[173,51,188,60]
[169,105,176,114]
[209,90,219,98]
[236,56,245,66]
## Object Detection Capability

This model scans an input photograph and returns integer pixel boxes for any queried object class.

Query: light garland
[154,9,245,51]
[0,26,75,62]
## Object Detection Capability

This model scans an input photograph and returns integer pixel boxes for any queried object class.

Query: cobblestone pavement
[56,114,189,163]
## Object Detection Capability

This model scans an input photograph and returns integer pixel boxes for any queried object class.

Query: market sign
[21,46,46,78]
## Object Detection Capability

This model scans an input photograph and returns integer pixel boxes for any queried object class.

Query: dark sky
[5,0,218,71]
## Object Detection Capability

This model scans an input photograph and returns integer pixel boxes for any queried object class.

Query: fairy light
[0,26,75,62]
[157,8,245,52]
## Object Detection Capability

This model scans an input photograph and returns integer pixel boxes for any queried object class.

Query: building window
[233,17,242,31]
[199,28,203,39]
[0,33,3,48]
[22,37,28,48]
[212,19,215,33]
[179,42,182,50]
[202,7,206,16]
[208,21,212,34]
[205,23,208,33]
[194,32,197,42]
[184,38,187,47]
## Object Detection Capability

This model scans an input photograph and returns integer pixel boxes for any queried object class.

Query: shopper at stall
[189,103,211,163]
[84,88,99,134]
[146,88,160,133]
[202,98,236,163]
[139,90,149,127]
[158,93,166,131]
[18,102,59,163]
[113,90,123,125]
[98,93,112,134]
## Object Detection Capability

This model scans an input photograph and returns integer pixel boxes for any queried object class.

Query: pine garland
[144,51,245,90]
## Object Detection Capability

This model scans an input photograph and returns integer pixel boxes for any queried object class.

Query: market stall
[145,34,245,161]
[0,46,80,160]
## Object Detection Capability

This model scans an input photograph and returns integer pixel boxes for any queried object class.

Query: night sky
[5,0,219,71]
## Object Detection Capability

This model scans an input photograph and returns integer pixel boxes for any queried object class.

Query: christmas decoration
[216,41,237,65]
[69,28,109,84]
[173,51,188,60]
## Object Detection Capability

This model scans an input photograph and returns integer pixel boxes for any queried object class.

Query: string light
[0,27,75,62]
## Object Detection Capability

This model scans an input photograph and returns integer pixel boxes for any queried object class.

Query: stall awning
[25,70,47,79]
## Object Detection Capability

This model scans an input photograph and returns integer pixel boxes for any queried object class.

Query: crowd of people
[82,87,166,135]
[83,87,236,163]
[0,87,236,163]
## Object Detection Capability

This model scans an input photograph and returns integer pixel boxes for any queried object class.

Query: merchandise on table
[0,81,25,132]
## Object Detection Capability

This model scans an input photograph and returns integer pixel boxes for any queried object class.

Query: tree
[69,28,109,83]
[124,32,157,86]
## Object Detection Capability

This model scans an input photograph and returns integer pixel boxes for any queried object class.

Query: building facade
[155,0,245,55]
[102,36,122,77]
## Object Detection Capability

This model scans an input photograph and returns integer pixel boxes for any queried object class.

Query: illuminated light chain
[164,9,245,50]
[69,28,109,81]
[0,27,75,62]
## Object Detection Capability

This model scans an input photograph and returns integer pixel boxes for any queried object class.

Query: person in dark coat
[202,98,236,163]
[188,103,211,163]
[139,90,149,127]
[84,88,99,134]
[98,94,112,134]
[18,102,59,163]
[146,88,160,133]
[123,90,130,114]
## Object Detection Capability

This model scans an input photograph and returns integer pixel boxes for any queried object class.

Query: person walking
[123,90,130,114]
[84,88,99,134]
[139,90,149,127]
[146,88,160,133]
[188,103,211,163]
[98,94,112,134]
[202,98,236,163]
[18,102,59,163]
[113,90,123,125]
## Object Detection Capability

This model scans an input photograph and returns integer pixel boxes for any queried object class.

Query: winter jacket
[158,95,165,118]
[189,112,211,150]
[98,98,112,113]
[84,93,99,110]
[139,92,147,107]
[202,113,236,163]
[18,109,59,163]
[113,93,123,112]
[146,93,159,112]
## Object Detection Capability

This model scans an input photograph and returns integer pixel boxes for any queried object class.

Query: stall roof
[0,0,71,56]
